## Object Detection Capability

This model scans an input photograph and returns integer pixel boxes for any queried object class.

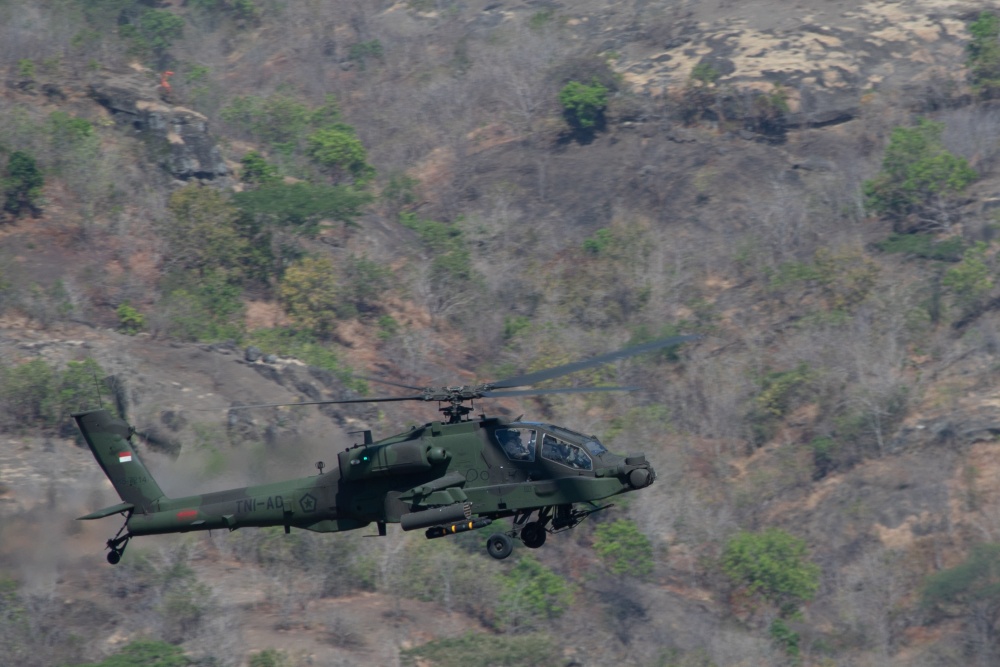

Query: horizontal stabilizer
[78,501,135,521]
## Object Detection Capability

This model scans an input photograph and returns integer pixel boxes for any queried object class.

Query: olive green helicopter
[75,335,697,563]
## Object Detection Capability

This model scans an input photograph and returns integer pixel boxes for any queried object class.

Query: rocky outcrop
[88,70,228,181]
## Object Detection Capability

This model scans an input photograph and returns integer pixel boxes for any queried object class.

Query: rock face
[89,70,228,181]
[599,0,975,125]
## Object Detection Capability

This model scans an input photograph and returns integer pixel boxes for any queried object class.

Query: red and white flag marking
[118,452,132,463]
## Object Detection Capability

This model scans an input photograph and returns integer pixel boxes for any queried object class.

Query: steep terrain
[4,1,1000,666]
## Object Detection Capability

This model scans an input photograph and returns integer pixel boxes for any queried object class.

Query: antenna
[91,369,104,409]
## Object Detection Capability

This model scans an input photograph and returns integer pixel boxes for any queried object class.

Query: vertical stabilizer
[73,409,166,511]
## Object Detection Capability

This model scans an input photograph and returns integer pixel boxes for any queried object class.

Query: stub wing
[78,501,135,521]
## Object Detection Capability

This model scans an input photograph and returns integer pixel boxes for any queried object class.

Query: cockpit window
[540,433,593,470]
[496,428,536,462]
[582,439,607,456]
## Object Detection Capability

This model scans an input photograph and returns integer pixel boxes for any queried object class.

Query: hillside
[4,1,1000,666]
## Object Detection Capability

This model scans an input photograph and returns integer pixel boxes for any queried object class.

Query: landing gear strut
[105,512,133,565]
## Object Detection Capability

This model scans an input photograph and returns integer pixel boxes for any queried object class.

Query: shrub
[398,212,482,318]
[582,227,615,255]
[498,555,573,627]
[160,270,246,342]
[875,232,966,261]
[2,151,44,219]
[771,247,880,314]
[339,254,391,316]
[348,40,384,69]
[74,639,190,667]
[400,633,557,667]
[721,528,820,616]
[942,241,994,319]
[248,649,286,667]
[690,62,722,85]
[863,118,977,230]
[593,518,656,578]
[922,542,1000,616]
[16,59,35,79]
[116,303,146,334]
[558,80,608,132]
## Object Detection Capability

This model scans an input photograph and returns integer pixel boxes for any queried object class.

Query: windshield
[512,422,608,457]
[540,433,593,471]
[549,425,607,456]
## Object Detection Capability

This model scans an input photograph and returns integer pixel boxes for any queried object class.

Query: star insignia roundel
[299,493,317,513]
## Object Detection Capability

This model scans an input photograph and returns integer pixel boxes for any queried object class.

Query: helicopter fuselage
[122,415,654,536]
[75,409,655,561]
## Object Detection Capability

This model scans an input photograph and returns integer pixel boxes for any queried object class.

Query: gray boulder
[89,71,228,181]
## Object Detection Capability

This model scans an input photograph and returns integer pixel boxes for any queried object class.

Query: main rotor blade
[482,386,639,398]
[353,374,427,391]
[489,334,700,389]
[192,395,428,411]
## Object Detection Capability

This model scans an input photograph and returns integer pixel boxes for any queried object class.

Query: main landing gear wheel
[520,521,547,549]
[105,529,131,566]
[486,533,514,560]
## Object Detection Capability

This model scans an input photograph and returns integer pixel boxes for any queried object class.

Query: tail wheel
[486,533,514,560]
[520,522,547,549]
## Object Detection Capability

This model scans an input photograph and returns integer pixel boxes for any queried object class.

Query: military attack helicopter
[75,335,697,563]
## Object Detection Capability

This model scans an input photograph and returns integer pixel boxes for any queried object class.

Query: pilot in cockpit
[501,430,530,460]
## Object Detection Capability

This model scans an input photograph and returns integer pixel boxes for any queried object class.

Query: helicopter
[74,334,697,563]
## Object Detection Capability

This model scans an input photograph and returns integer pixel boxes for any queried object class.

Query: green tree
[120,8,185,65]
[234,181,371,235]
[239,150,280,187]
[0,358,55,425]
[306,124,374,184]
[593,519,656,578]
[922,543,1000,662]
[922,543,1000,614]
[222,94,313,146]
[162,184,248,276]
[558,80,608,132]
[967,12,1000,98]
[721,528,820,617]
[943,241,994,319]
[0,357,106,432]
[3,151,44,218]
[279,256,341,338]
[863,119,977,230]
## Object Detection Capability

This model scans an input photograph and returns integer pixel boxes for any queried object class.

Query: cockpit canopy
[494,422,608,471]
